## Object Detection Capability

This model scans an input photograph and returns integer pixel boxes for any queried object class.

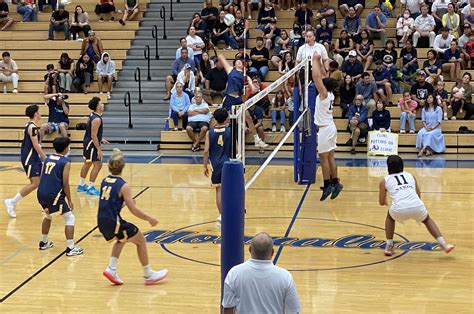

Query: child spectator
[270,90,287,132]
[396,9,415,47]
[399,91,417,133]
[316,18,333,52]
[400,40,419,78]
[44,64,59,95]
[372,99,391,131]
[119,0,139,25]
[450,79,465,120]
[70,5,91,41]
[73,54,94,94]
[433,80,449,120]
[96,52,116,99]
[57,53,74,93]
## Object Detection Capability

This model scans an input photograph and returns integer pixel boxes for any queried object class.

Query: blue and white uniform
[209,127,231,185]
[83,112,103,162]
[20,121,42,178]
[37,154,71,214]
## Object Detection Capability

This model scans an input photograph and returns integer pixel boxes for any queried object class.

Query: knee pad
[44,213,53,220]
[63,211,75,226]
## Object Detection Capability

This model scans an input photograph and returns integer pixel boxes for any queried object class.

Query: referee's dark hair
[387,155,404,175]
[25,104,39,119]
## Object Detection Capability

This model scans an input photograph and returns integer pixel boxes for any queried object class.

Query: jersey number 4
[217,135,224,146]
[44,162,56,175]
[394,174,408,186]
[101,186,112,200]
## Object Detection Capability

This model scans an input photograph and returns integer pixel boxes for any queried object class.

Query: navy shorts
[83,141,100,162]
[22,161,42,178]
[39,196,71,215]
[222,95,243,111]
[211,165,222,185]
[98,217,139,242]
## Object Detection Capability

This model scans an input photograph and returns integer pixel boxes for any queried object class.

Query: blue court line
[272,184,311,265]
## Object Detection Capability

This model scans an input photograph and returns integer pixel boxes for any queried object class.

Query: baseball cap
[184,63,192,69]
[348,50,357,57]
[417,70,426,76]
[375,59,383,65]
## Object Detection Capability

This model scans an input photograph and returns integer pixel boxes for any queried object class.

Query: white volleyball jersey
[384,171,424,210]
[314,92,335,126]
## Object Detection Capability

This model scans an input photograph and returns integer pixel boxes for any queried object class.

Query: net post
[220,160,245,310]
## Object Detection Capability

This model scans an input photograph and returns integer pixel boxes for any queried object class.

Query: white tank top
[384,172,424,210]
[314,92,335,126]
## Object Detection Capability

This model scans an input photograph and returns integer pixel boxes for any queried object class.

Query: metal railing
[134,67,143,104]
[144,45,152,81]
[160,6,167,39]
[123,92,133,128]
[169,0,174,21]
[152,25,160,59]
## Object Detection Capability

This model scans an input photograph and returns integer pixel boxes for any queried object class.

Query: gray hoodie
[96,52,116,76]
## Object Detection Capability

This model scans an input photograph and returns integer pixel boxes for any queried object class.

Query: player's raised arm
[120,183,158,227]
[379,179,387,206]
[312,53,328,100]
[218,53,233,74]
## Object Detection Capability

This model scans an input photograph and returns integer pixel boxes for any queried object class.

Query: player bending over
[37,137,83,256]
[379,155,455,256]
[312,53,343,201]
[98,148,168,285]
[203,108,231,226]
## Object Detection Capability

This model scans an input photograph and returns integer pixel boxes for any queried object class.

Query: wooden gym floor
[0,155,472,312]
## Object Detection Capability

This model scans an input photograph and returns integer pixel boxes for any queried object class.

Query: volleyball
[224,14,235,26]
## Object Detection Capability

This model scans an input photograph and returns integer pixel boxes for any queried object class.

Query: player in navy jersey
[203,108,231,225]
[5,105,46,218]
[37,137,84,256]
[77,97,109,196]
[217,54,268,149]
[98,149,168,286]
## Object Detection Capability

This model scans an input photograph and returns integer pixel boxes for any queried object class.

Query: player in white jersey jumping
[379,155,455,256]
[312,53,343,201]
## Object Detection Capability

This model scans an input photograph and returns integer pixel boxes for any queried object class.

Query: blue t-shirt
[47,99,69,124]
[365,12,387,29]
[372,67,391,85]
[294,8,313,25]
[341,60,364,77]
[444,48,461,61]
[224,69,244,96]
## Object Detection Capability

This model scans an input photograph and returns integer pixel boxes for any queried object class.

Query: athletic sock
[41,234,48,243]
[66,239,74,250]
[331,177,339,185]
[12,193,23,204]
[109,256,118,271]
[253,134,260,141]
[79,177,85,186]
[323,180,330,188]
[88,181,95,188]
[386,239,394,246]
[143,264,152,278]
[436,236,447,248]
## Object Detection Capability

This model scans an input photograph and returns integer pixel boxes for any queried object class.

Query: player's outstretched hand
[101,138,110,144]
[148,217,158,227]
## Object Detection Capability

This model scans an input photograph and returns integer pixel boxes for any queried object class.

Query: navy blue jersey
[20,121,41,165]
[47,99,69,124]
[83,112,103,148]
[209,127,231,172]
[224,69,244,96]
[37,154,70,200]
[98,176,127,222]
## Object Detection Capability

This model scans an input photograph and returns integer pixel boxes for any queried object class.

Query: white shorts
[317,123,337,154]
[389,205,428,224]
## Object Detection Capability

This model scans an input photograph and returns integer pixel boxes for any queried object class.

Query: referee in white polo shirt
[222,232,301,314]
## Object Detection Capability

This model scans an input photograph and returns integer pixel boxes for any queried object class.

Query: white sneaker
[443,113,448,121]
[12,89,18,94]
[5,199,16,218]
[451,116,456,120]
[280,125,286,132]
[384,243,394,256]
[271,124,276,132]
[107,92,111,99]
[66,246,84,256]
[400,130,406,134]
[255,138,269,148]
[409,130,415,134]
[103,267,124,285]
[144,269,168,285]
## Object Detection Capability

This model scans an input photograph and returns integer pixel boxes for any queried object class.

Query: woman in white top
[186,26,205,67]
[379,155,454,256]
[171,64,195,100]
[70,5,91,41]
[397,9,415,47]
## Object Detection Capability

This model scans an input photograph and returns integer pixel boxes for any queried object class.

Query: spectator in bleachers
[316,0,336,31]
[263,19,281,51]
[212,10,239,50]
[372,99,391,131]
[400,39,419,77]
[270,90,286,132]
[48,4,69,41]
[187,26,206,66]
[329,60,343,85]
[97,52,115,99]
[379,39,398,74]
[41,93,69,138]
[197,51,214,87]
[203,58,227,105]
[186,91,210,152]
[355,72,377,114]
[399,90,417,133]
[0,0,14,31]
[461,0,474,24]
[365,5,387,46]
[459,23,472,49]
[38,0,56,13]
[416,94,446,156]
[442,3,460,39]
[235,46,250,69]
[423,49,443,85]
[334,30,354,66]
[466,7,474,30]
[171,63,195,100]
[289,24,303,54]
[287,91,296,127]
[453,72,474,119]
[249,36,270,81]
[342,51,363,82]
[431,0,449,32]
[410,71,434,107]
[219,0,233,14]
[278,51,294,96]
[401,0,423,19]
[57,53,74,93]
[434,27,454,58]
[463,33,474,68]
[73,54,94,94]
[269,29,290,68]
[293,1,311,29]
[339,74,356,118]
[380,0,396,17]
[44,63,59,94]
[347,95,369,154]
[0,51,19,94]
[70,5,91,41]
[356,30,374,72]
[316,18,332,53]
[190,13,208,43]
[257,0,276,30]
[119,0,139,25]
[433,80,449,120]
[373,59,393,106]
[17,0,37,22]
[247,76,270,115]
[397,9,415,47]
[343,6,362,43]
[170,82,190,131]
[247,103,265,143]
[176,38,195,61]
[232,9,248,48]
[95,0,116,22]
[279,0,295,12]
[201,0,218,33]
[413,4,436,47]
[443,40,463,81]
[164,48,196,100]
[339,0,364,17]
[81,30,104,64]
